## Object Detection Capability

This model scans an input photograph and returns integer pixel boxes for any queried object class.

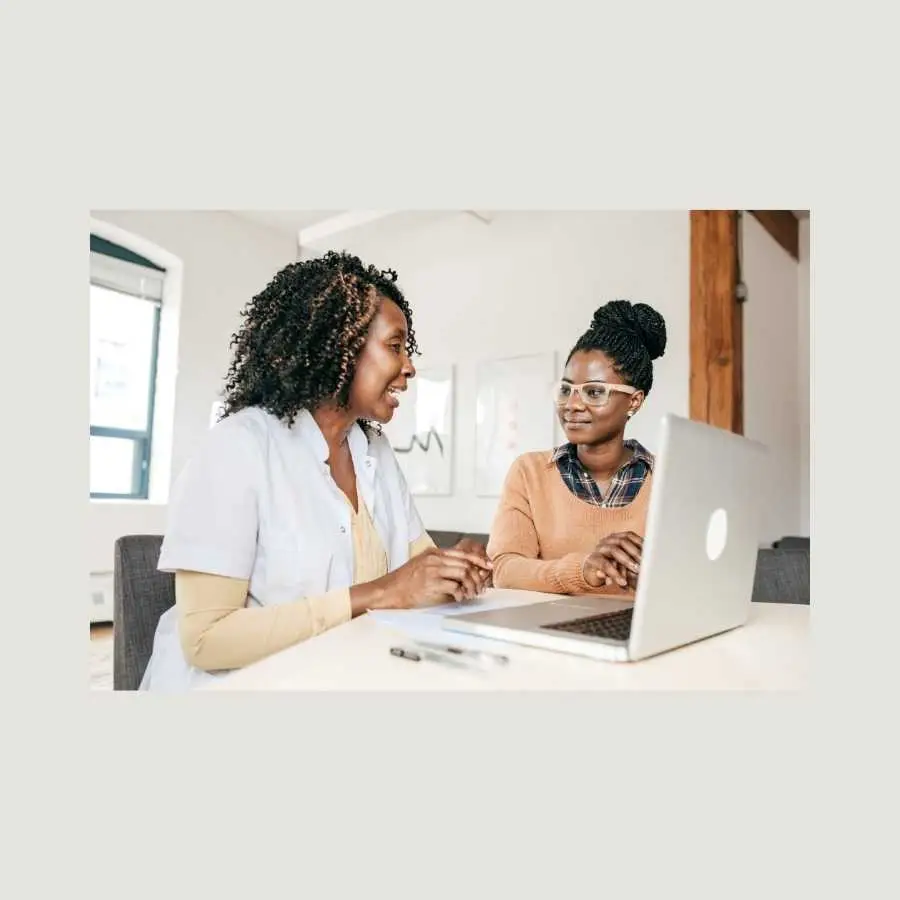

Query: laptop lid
[627,414,768,660]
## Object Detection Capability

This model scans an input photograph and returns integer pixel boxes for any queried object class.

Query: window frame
[89,238,165,501]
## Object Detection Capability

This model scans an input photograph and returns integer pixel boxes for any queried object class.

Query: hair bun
[590,299,667,361]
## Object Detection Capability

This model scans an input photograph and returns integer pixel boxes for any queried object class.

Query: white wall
[89,211,297,572]
[313,211,691,534]
[798,217,810,536]
[89,208,806,578]
[742,213,805,543]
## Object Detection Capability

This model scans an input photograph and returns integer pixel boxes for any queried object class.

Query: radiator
[90,571,114,624]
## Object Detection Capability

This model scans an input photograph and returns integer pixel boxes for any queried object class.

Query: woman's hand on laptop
[582,532,643,590]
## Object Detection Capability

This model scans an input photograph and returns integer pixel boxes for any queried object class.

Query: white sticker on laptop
[706,509,728,561]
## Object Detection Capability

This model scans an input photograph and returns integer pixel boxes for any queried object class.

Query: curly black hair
[221,250,419,426]
[567,299,667,395]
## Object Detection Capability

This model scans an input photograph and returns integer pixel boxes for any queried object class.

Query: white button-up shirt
[140,407,426,691]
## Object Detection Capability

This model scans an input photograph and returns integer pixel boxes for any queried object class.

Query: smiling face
[557,350,644,445]
[347,297,416,424]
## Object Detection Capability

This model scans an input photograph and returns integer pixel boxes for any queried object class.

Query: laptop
[443,414,768,662]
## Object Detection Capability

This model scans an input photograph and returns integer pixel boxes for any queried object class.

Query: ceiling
[230,209,454,249]
[230,210,342,237]
[232,209,810,243]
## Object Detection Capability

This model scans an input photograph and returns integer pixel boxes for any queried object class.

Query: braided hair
[568,299,667,395]
[221,250,418,426]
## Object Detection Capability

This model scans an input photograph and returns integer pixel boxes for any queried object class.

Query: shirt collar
[625,438,655,470]
[293,409,371,465]
[551,438,654,470]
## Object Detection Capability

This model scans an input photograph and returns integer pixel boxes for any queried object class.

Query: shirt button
[339,526,346,534]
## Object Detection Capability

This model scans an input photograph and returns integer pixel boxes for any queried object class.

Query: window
[90,235,165,499]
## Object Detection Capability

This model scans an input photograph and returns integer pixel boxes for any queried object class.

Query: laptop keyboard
[542,607,634,642]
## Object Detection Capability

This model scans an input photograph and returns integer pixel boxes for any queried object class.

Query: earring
[627,411,634,418]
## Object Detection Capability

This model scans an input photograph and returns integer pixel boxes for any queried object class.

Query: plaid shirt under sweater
[551,439,654,508]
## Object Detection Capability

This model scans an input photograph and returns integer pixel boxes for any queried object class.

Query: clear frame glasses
[553,380,637,408]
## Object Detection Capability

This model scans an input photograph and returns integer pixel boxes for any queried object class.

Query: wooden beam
[690,210,743,434]
[748,210,799,260]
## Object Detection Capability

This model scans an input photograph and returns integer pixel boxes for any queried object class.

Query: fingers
[599,544,640,576]
[453,564,481,601]
[435,550,491,597]
[469,567,491,594]
[427,557,484,601]
[582,553,604,588]
[586,552,629,588]
[595,533,642,576]
[598,554,627,587]
[454,539,488,558]
[582,563,608,589]
[413,581,467,606]
[410,548,491,602]
[441,548,493,572]
[598,531,643,551]
[585,554,616,587]
[608,533,643,564]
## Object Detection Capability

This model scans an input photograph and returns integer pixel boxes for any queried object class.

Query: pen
[390,645,477,670]
[412,640,509,666]
[390,645,497,672]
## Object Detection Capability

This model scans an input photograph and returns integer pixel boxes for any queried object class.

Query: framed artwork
[383,364,454,495]
[474,353,556,496]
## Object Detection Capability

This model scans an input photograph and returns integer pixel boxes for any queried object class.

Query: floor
[90,623,114,690]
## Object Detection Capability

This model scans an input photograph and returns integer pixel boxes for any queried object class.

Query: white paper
[368,600,517,653]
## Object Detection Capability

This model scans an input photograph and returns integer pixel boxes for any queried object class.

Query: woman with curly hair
[488,299,667,597]
[140,251,491,691]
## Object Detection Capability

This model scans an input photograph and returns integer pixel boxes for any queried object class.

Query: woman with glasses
[487,299,667,595]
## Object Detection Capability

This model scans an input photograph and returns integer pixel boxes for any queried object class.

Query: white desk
[198,588,809,691]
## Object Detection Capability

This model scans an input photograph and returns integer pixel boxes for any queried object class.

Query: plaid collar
[551,439,654,508]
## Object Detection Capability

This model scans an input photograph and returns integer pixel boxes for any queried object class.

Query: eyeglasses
[553,381,637,408]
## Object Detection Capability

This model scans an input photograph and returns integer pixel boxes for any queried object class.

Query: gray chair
[429,530,490,549]
[772,535,810,551]
[751,547,810,605]
[113,535,175,690]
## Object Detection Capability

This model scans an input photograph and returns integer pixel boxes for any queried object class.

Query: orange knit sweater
[487,450,654,596]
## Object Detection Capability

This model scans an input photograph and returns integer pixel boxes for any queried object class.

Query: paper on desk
[420,595,519,617]
[379,588,555,619]
[367,595,517,652]
[368,613,512,653]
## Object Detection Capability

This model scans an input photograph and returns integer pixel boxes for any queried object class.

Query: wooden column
[690,210,742,434]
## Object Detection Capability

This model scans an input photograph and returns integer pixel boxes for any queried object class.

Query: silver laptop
[443,414,768,662]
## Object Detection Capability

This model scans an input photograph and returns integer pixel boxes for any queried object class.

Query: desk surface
[199,589,809,691]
